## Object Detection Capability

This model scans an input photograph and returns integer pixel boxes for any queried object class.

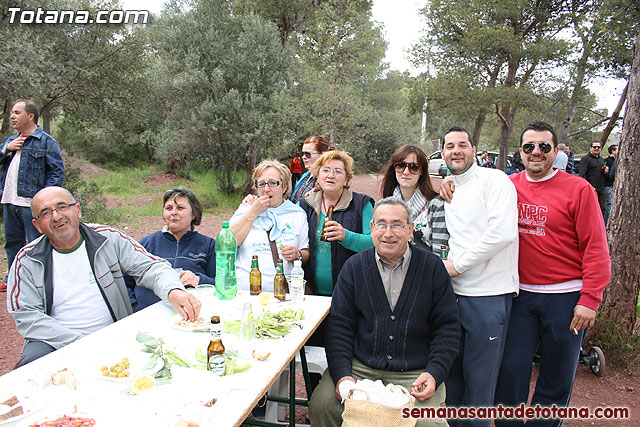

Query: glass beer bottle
[320,204,335,241]
[249,255,262,295]
[274,259,286,301]
[207,316,225,376]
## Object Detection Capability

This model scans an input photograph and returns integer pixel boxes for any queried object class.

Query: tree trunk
[472,110,487,147]
[1,98,10,135]
[599,81,629,146]
[596,33,640,338]
[41,107,52,134]
[214,131,234,194]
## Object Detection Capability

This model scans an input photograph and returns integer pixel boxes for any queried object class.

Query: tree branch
[567,116,620,138]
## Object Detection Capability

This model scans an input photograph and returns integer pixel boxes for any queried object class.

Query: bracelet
[243,213,254,222]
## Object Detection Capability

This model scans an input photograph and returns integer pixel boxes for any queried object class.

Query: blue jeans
[604,186,613,225]
[494,291,584,427]
[3,203,41,274]
[446,294,513,427]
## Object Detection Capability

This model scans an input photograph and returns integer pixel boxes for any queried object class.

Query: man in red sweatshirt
[494,121,610,427]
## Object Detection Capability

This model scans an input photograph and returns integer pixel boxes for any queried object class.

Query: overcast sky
[122,0,627,114]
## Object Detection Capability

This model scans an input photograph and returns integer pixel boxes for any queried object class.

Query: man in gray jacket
[6,186,201,367]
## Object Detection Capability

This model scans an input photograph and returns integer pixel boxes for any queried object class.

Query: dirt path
[1,174,637,425]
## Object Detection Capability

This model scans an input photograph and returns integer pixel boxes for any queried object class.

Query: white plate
[0,389,44,426]
[170,316,210,333]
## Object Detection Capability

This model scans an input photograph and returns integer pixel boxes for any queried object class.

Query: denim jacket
[0,127,65,199]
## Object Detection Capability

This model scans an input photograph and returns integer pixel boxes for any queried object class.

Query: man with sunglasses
[578,141,608,218]
[310,197,459,427]
[6,186,201,367]
[438,126,519,427]
[494,121,610,426]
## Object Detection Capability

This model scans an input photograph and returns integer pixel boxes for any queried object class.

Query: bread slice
[0,402,24,422]
[0,390,18,407]
[51,368,77,390]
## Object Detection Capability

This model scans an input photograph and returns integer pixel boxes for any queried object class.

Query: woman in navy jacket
[128,188,215,311]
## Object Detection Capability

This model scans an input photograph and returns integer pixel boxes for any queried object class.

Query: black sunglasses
[522,142,553,154]
[301,151,320,158]
[394,162,421,174]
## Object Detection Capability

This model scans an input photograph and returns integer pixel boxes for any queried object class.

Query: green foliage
[63,167,122,225]
[587,317,640,374]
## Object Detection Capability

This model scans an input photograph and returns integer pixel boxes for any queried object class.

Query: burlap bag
[341,384,417,427]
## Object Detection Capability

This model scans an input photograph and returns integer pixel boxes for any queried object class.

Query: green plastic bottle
[215,221,237,300]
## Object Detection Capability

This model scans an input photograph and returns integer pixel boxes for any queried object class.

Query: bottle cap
[293,260,302,267]
[222,221,229,228]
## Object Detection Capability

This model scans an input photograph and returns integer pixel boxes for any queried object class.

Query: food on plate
[0,390,23,422]
[224,308,305,339]
[202,397,217,407]
[100,357,130,378]
[252,350,271,361]
[27,414,96,426]
[258,292,272,306]
[175,317,207,329]
[131,374,156,394]
[51,368,77,390]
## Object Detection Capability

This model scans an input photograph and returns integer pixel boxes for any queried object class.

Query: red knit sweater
[510,171,610,310]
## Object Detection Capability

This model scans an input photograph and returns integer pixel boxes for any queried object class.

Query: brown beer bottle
[249,255,262,295]
[274,259,286,301]
[207,316,225,376]
[320,204,335,241]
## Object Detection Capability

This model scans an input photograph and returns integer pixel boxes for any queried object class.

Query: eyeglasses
[301,151,320,158]
[393,162,421,174]
[255,180,282,188]
[319,167,345,175]
[35,203,76,220]
[372,222,408,231]
[522,142,553,154]
[591,145,602,150]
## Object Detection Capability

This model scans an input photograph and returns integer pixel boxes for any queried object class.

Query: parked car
[428,152,447,177]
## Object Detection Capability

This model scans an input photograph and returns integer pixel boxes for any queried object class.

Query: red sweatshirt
[510,170,610,310]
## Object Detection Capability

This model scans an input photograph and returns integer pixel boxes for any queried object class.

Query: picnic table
[0,290,331,426]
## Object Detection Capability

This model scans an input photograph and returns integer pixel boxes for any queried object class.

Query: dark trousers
[494,291,584,427]
[596,190,606,219]
[17,340,56,368]
[446,294,513,427]
[3,204,41,274]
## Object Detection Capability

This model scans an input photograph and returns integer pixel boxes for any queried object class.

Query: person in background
[299,150,374,296]
[511,149,524,173]
[379,144,448,255]
[494,121,610,427]
[552,143,568,171]
[127,188,215,311]
[476,150,488,166]
[564,144,575,174]
[603,144,618,225]
[7,187,200,367]
[290,135,334,204]
[579,141,608,218]
[483,155,497,169]
[0,99,65,292]
[289,155,303,190]
[230,159,309,292]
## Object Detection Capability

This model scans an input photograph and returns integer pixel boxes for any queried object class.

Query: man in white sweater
[440,127,519,427]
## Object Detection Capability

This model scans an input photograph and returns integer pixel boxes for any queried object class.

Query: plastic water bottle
[215,221,237,300]
[290,260,305,304]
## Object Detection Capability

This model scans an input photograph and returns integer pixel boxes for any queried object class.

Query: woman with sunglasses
[300,150,374,296]
[290,135,334,204]
[230,159,309,293]
[380,144,449,255]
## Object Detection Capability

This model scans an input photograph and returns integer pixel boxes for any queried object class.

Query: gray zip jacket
[7,222,184,349]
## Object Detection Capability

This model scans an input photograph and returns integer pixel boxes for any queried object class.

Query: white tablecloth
[0,291,331,427]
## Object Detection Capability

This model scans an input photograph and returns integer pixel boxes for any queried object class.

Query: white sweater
[445,163,519,296]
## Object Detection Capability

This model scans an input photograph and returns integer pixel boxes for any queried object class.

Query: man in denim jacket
[0,99,64,291]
